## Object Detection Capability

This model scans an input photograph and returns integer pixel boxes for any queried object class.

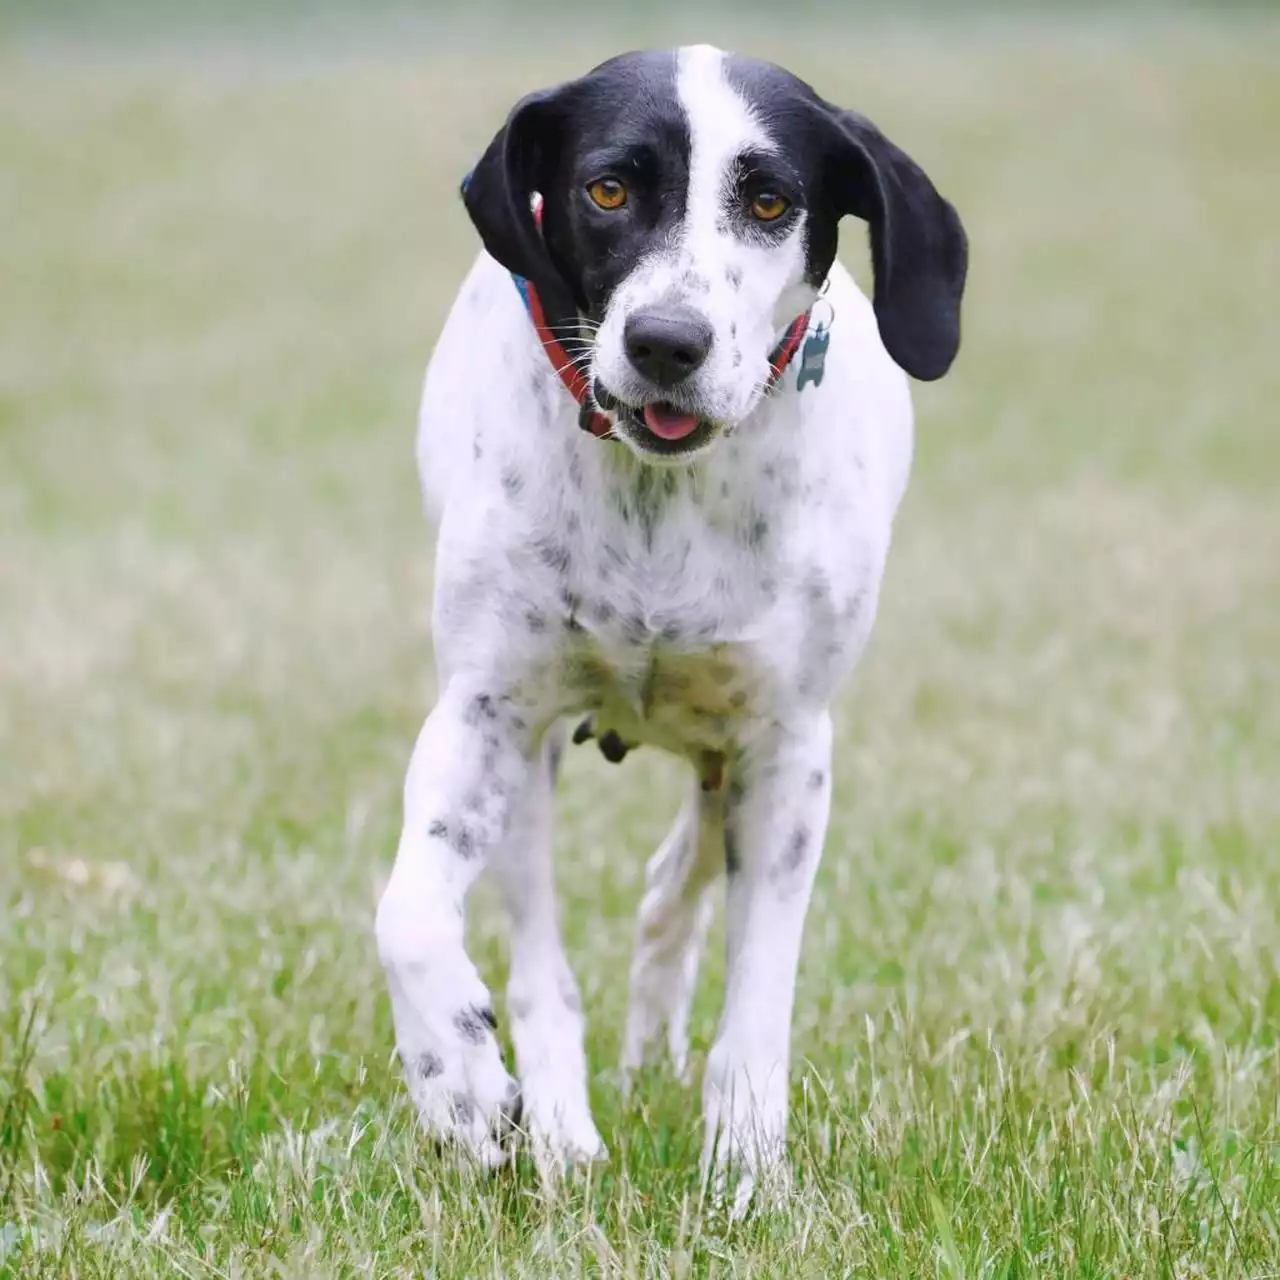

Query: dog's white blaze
[674,46,814,416]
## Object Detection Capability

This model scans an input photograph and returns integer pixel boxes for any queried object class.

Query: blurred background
[2,0,1278,1273]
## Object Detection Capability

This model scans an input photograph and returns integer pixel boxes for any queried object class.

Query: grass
[3,15,1280,1276]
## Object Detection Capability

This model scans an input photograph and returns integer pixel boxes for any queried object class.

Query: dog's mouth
[594,384,719,457]
[637,402,701,441]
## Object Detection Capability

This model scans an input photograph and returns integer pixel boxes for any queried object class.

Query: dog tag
[796,325,829,392]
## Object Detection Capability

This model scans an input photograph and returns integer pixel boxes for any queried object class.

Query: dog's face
[464,46,967,462]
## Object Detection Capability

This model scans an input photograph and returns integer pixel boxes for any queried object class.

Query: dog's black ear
[814,105,967,381]
[462,87,573,306]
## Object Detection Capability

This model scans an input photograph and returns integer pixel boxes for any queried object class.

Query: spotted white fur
[377,45,928,1210]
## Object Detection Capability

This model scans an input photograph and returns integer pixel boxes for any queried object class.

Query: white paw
[622,972,695,1083]
[520,1078,609,1180]
[700,1047,791,1219]
[506,977,607,1179]
[397,1003,521,1170]
[623,913,710,1082]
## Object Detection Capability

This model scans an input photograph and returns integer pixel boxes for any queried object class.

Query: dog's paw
[700,1045,790,1219]
[622,976,696,1085]
[399,1019,521,1170]
[520,1080,608,1182]
[623,896,715,1085]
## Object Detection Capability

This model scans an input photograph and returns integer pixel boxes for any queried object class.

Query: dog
[375,44,967,1205]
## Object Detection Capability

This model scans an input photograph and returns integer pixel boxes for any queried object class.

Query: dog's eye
[750,192,790,222]
[587,179,627,211]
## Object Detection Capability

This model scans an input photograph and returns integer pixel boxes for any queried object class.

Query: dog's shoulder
[416,252,558,531]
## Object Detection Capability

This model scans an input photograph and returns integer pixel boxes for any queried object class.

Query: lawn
[2,14,1280,1277]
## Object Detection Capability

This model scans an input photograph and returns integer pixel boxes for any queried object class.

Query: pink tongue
[642,402,700,440]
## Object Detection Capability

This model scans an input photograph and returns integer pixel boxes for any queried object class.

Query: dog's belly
[558,631,761,759]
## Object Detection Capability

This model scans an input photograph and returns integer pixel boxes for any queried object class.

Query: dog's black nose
[623,306,713,387]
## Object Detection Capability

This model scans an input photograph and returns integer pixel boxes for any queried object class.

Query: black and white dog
[376,44,966,1205]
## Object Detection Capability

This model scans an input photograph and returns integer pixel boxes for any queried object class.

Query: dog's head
[463,45,967,462]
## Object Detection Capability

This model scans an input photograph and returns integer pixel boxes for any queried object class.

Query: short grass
[3,16,1280,1277]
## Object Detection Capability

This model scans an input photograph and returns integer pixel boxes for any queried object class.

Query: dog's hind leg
[622,777,726,1082]
[487,720,606,1176]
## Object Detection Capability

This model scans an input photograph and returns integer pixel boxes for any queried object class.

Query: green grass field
[3,16,1280,1276]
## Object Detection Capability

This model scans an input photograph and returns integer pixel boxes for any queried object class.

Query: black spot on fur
[726,265,743,289]
[609,489,633,525]
[473,439,483,461]
[567,452,584,489]
[682,268,710,294]
[416,1051,444,1079]
[808,769,826,790]
[566,511,581,534]
[454,1005,496,1044]
[775,827,811,879]
[464,694,498,726]
[429,819,479,859]
[526,609,547,633]
[501,467,523,497]
[747,516,769,549]
[623,613,648,643]
[659,620,683,643]
[536,538,571,574]
[593,599,616,624]
[843,588,868,620]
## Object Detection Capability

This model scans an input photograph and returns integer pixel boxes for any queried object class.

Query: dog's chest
[518,449,843,755]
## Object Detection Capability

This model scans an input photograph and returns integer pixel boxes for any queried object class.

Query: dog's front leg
[376,681,533,1166]
[701,711,833,1213]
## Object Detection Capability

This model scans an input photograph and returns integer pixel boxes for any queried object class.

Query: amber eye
[750,191,790,222]
[587,178,627,210]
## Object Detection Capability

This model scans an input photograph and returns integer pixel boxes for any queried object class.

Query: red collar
[512,197,811,439]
